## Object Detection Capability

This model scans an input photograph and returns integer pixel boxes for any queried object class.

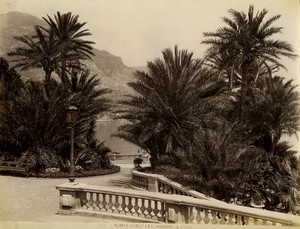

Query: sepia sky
[0,0,298,68]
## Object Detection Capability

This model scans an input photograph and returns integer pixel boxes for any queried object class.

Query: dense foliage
[0,12,112,176]
[115,6,300,213]
[114,46,227,168]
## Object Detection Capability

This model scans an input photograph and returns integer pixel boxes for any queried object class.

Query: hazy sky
[0,0,299,69]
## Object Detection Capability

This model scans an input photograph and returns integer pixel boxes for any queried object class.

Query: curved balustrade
[131,169,212,200]
[108,153,150,161]
[56,182,300,226]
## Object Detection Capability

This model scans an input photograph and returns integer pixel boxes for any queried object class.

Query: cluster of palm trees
[115,6,300,213]
[0,12,111,175]
[8,12,95,84]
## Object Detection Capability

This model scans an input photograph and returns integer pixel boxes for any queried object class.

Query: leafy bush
[20,146,60,175]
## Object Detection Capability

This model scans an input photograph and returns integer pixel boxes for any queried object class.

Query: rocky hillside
[0,11,140,106]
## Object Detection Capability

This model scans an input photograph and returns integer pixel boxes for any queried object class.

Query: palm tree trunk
[229,65,234,90]
[239,68,247,123]
[45,70,52,83]
[60,49,68,85]
[61,59,67,84]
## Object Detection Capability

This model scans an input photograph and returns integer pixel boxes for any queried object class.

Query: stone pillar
[147,177,159,192]
[165,203,189,224]
[59,189,77,212]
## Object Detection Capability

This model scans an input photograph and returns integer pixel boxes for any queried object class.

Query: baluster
[158,202,165,221]
[227,213,235,225]
[81,192,88,210]
[147,199,153,219]
[236,215,242,225]
[195,208,203,224]
[88,192,95,210]
[127,197,133,215]
[114,195,121,213]
[160,184,164,193]
[152,200,159,220]
[211,210,218,224]
[157,181,161,192]
[102,194,107,212]
[85,193,91,209]
[120,196,126,214]
[134,197,140,216]
[219,212,226,225]
[189,207,195,224]
[243,216,249,225]
[203,209,210,224]
[94,193,100,211]
[140,198,146,218]
[164,185,168,193]
[107,194,114,212]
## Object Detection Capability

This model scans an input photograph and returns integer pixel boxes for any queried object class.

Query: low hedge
[0,165,120,178]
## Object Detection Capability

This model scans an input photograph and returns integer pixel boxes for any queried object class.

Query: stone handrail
[131,169,215,201]
[0,160,30,172]
[56,182,300,226]
[108,153,144,161]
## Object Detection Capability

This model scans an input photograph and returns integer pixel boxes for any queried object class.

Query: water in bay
[95,120,139,155]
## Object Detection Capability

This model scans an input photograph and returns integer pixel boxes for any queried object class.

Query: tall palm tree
[114,46,227,168]
[8,26,61,84]
[202,5,296,122]
[42,12,95,84]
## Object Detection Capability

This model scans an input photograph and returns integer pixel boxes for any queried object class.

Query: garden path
[0,164,136,222]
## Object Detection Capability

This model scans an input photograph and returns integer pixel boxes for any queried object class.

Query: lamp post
[66,105,78,182]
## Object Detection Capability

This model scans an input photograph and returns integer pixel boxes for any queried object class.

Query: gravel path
[0,164,134,222]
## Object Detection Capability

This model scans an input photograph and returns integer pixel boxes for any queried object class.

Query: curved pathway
[0,164,135,222]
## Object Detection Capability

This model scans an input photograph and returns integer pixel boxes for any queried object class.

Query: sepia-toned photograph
[0,0,299,228]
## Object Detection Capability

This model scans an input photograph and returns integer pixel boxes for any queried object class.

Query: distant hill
[0,11,140,109]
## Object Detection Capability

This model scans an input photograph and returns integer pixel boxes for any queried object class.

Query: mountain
[0,11,138,107]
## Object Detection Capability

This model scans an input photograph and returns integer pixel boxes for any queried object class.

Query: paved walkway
[0,164,136,222]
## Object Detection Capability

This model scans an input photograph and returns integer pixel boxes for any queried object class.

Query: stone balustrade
[56,182,300,226]
[108,153,149,163]
[131,169,213,200]
[0,160,31,172]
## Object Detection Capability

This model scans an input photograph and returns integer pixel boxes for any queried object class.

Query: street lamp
[66,105,78,182]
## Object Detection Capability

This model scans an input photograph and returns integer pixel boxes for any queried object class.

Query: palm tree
[42,12,95,84]
[158,120,259,200]
[8,26,61,84]
[0,80,70,162]
[67,69,111,147]
[202,5,296,122]
[50,69,112,166]
[246,76,300,153]
[114,46,227,168]
[0,71,112,172]
[236,141,299,212]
